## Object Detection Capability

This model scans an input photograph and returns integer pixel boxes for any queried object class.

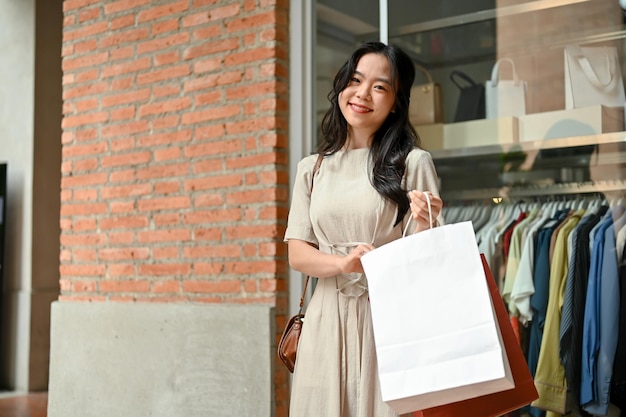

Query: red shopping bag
[413,254,538,417]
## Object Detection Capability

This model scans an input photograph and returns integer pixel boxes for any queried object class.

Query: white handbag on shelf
[485,58,527,119]
[564,45,626,109]
[361,200,513,415]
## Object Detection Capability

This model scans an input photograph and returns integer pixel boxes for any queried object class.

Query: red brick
[154,51,181,66]
[63,21,108,41]
[137,196,191,212]
[153,247,180,259]
[154,147,182,162]
[101,183,152,199]
[182,38,239,60]
[104,0,151,15]
[62,172,108,187]
[137,33,190,55]
[99,280,150,293]
[151,115,180,130]
[99,247,150,261]
[62,111,109,128]
[183,280,241,293]
[138,130,192,147]
[137,64,190,85]
[78,7,101,23]
[70,249,98,263]
[183,208,241,224]
[72,279,97,292]
[63,81,108,100]
[63,142,108,158]
[110,107,136,121]
[74,39,98,54]
[101,151,152,168]
[136,163,191,180]
[99,28,150,48]
[193,228,222,241]
[64,0,101,11]
[60,264,106,276]
[152,19,180,36]
[225,10,281,33]
[152,279,180,293]
[154,213,180,226]
[101,57,151,78]
[138,1,189,22]
[193,57,223,73]
[154,180,180,194]
[192,262,224,275]
[111,14,136,30]
[139,97,191,117]
[110,137,136,152]
[180,105,240,124]
[100,215,150,230]
[108,264,136,277]
[108,232,135,245]
[153,84,180,97]
[138,263,191,276]
[184,174,242,191]
[102,121,150,138]
[102,88,150,108]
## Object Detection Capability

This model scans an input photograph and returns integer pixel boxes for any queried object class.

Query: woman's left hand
[409,190,443,233]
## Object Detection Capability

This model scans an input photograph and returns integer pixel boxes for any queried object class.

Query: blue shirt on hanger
[581,222,620,415]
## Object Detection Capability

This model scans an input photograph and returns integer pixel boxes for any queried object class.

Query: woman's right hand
[340,244,376,274]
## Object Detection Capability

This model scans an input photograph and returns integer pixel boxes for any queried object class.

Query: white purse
[485,58,527,119]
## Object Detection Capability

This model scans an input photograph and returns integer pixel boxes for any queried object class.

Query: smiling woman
[283,41,444,417]
[338,54,396,147]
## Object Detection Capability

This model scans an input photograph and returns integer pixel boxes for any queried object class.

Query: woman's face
[338,53,396,136]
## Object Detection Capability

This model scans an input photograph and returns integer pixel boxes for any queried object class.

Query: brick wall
[60,0,291,414]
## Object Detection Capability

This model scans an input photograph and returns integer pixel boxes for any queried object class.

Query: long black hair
[318,41,420,226]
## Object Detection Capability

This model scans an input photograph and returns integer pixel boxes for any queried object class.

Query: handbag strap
[450,70,478,90]
[489,58,520,87]
[299,153,324,313]
[414,63,434,84]
[577,48,614,88]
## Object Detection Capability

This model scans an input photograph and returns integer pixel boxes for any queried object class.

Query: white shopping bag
[361,220,513,415]
[564,45,626,109]
[485,58,527,119]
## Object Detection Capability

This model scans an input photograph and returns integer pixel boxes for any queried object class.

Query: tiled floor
[0,392,47,417]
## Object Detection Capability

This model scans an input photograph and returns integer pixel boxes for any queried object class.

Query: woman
[284,41,444,417]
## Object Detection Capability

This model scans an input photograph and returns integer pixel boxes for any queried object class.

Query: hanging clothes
[559,205,607,414]
[581,218,621,415]
[611,249,626,414]
[443,195,624,417]
[532,209,584,415]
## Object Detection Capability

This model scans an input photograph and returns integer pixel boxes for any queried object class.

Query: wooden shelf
[431,131,626,160]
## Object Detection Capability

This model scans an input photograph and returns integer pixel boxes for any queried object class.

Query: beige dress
[284,147,441,417]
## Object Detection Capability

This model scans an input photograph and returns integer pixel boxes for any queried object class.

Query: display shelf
[430,131,626,159]
[432,131,626,202]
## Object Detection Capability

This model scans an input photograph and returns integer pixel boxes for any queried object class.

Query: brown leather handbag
[277,153,323,373]
[277,276,310,372]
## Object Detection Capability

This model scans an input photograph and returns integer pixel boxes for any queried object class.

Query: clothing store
[298,1,626,416]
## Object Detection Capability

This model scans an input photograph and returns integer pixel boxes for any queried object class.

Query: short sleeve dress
[284,147,442,417]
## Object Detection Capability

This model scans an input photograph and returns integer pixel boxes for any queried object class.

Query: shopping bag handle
[488,57,521,87]
[402,192,433,238]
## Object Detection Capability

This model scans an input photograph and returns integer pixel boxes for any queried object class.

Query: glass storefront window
[307,3,626,414]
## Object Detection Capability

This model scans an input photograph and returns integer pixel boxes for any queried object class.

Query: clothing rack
[442,180,626,202]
